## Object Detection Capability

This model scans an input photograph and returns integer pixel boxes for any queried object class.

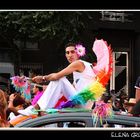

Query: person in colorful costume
[18,42,96,115]
[18,39,113,116]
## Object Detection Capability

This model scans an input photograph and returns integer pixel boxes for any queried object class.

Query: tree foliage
[0,11,93,44]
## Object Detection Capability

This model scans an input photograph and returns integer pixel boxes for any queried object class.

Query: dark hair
[64,42,96,63]
[64,43,76,49]
[101,92,111,103]
[13,93,25,107]
[35,85,43,92]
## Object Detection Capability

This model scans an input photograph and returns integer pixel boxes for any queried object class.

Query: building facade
[0,11,140,98]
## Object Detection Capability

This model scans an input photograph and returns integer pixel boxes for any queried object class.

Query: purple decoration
[58,100,75,109]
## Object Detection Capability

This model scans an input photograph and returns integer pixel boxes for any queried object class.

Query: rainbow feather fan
[92,100,113,126]
[10,76,30,95]
[59,39,113,108]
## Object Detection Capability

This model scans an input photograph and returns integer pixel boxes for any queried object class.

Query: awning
[0,62,15,76]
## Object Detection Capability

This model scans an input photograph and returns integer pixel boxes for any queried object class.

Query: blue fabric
[23,92,31,100]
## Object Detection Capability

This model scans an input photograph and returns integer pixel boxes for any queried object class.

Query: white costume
[37,60,96,110]
[18,39,112,116]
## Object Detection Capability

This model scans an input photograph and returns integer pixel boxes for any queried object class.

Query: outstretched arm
[32,60,85,83]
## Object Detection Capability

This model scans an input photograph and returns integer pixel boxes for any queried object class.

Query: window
[35,121,86,128]
[110,52,128,94]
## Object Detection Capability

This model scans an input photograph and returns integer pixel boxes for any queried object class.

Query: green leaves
[0,11,94,46]
[1,11,92,38]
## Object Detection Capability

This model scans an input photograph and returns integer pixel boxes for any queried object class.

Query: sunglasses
[65,50,76,55]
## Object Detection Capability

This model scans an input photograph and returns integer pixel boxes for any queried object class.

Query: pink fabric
[31,91,43,105]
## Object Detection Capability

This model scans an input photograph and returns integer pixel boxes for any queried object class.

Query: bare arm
[44,60,85,81]
[32,60,85,83]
